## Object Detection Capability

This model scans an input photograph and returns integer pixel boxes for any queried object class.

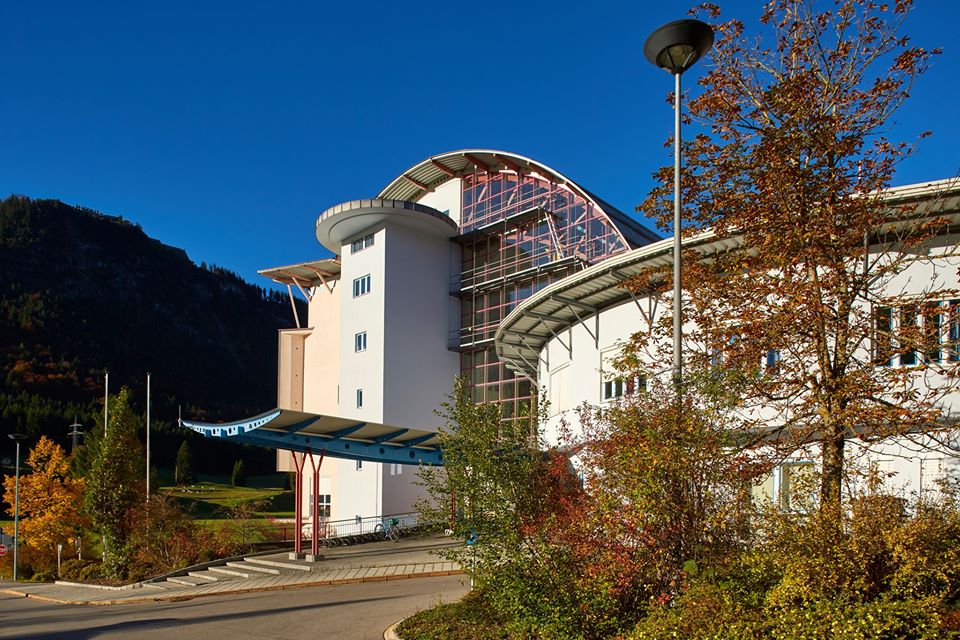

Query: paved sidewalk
[0,536,462,606]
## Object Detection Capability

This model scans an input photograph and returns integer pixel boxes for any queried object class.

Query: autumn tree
[83,388,145,577]
[2,436,85,561]
[635,0,955,507]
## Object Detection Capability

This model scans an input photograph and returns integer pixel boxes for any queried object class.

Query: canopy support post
[308,449,326,557]
[291,451,306,555]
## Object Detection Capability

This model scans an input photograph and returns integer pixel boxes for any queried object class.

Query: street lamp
[7,433,29,581]
[644,19,714,386]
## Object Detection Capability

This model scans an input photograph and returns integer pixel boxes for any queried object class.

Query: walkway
[0,536,462,606]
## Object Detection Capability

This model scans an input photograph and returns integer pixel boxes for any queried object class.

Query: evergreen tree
[174,441,193,486]
[230,459,246,487]
[83,389,144,578]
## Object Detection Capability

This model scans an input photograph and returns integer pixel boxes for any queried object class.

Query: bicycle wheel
[373,523,386,540]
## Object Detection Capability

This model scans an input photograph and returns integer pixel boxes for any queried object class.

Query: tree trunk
[820,427,844,509]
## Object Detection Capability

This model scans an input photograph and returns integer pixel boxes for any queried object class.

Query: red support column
[291,451,306,556]
[308,449,325,557]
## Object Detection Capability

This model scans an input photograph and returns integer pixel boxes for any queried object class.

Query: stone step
[208,566,255,579]
[226,561,281,575]
[187,571,223,582]
[166,575,207,587]
[243,557,314,572]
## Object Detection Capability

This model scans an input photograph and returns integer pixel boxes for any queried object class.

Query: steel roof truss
[229,430,441,466]
[372,428,410,444]
[550,293,597,313]
[430,159,457,177]
[327,423,367,439]
[502,343,538,383]
[401,433,439,447]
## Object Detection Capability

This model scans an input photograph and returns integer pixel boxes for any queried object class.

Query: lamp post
[7,433,28,581]
[644,19,714,387]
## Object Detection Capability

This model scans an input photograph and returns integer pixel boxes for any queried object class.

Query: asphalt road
[0,574,470,640]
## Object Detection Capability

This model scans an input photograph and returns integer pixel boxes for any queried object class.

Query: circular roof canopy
[315,198,457,253]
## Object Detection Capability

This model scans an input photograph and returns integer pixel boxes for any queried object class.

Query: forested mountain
[0,195,305,474]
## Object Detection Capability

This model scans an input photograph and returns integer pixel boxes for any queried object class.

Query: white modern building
[185,149,960,544]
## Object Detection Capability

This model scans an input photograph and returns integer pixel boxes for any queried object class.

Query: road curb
[2,569,465,606]
[384,619,403,640]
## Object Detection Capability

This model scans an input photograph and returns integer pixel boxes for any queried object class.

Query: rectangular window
[350,233,374,254]
[356,388,363,408]
[923,302,943,363]
[950,301,960,362]
[779,461,815,512]
[354,331,367,352]
[765,348,782,372]
[874,306,893,366]
[356,459,363,471]
[352,274,371,298]
[900,306,918,366]
[309,493,332,519]
[602,376,645,401]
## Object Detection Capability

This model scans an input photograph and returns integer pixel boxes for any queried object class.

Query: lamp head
[7,433,28,443]
[644,19,714,75]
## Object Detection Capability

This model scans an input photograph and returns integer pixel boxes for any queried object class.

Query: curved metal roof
[377,149,660,248]
[494,177,960,378]
[182,409,443,466]
[494,231,738,378]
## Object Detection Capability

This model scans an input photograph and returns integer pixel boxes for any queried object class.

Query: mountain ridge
[0,195,305,474]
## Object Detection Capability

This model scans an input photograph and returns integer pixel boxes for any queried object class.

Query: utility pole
[146,372,151,501]
[103,370,109,435]
[68,416,84,454]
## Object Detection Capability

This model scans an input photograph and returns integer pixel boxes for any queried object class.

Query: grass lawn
[397,591,511,640]
[161,472,294,519]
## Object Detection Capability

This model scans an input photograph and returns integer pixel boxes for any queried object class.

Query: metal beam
[495,154,523,173]
[223,430,443,466]
[464,153,494,172]
[282,416,323,434]
[431,159,457,177]
[550,293,597,313]
[400,433,439,447]
[402,174,433,193]
[327,423,367,439]
[371,428,410,444]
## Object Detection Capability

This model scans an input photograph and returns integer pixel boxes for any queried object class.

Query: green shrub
[59,558,102,582]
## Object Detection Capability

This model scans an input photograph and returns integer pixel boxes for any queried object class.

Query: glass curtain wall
[456,170,629,422]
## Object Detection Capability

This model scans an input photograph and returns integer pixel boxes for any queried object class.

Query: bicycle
[374,517,402,542]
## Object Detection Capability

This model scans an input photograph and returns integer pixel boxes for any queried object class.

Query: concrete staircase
[160,555,314,587]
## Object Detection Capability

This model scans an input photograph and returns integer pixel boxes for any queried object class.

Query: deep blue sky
[2,2,957,287]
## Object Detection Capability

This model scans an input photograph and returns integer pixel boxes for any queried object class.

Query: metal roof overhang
[494,177,960,379]
[258,259,342,287]
[182,409,443,466]
[494,231,738,378]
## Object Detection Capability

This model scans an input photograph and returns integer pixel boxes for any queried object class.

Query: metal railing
[260,512,426,547]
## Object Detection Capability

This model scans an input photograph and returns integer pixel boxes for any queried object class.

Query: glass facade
[455,170,631,422]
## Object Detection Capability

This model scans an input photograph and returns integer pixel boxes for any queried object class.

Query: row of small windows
[350,234,375,254]
[602,375,646,401]
[353,274,371,297]
[875,300,960,366]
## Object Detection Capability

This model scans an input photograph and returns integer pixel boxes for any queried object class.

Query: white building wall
[382,222,459,429]
[339,227,387,423]
[417,178,462,226]
[536,240,960,499]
